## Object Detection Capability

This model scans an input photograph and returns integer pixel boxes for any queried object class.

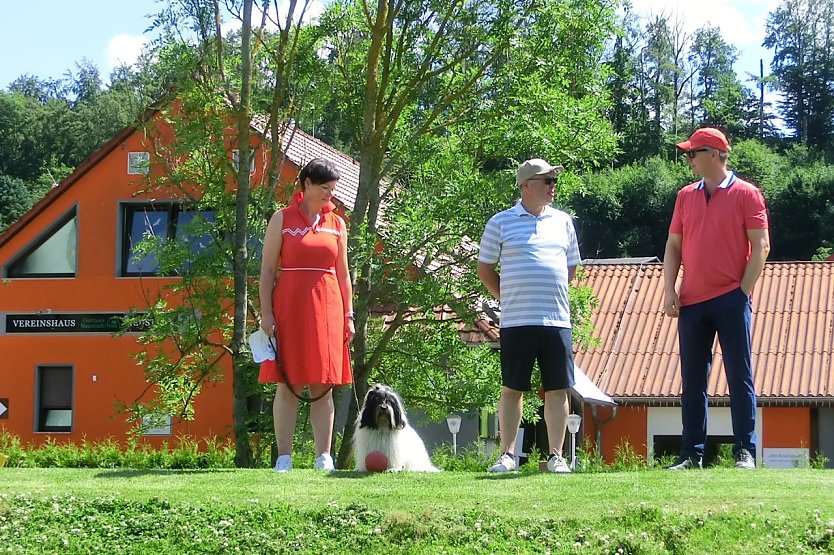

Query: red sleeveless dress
[258,191,352,385]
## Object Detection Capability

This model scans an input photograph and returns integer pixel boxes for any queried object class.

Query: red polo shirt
[669,173,768,306]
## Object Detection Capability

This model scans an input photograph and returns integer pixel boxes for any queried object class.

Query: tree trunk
[232,0,255,468]
[337,146,383,468]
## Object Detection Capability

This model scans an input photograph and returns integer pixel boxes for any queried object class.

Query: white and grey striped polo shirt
[478,201,581,329]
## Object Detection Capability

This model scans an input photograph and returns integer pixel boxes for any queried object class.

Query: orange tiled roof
[464,261,834,404]
[580,262,834,404]
[277,125,359,211]
[0,116,359,250]
[250,116,359,211]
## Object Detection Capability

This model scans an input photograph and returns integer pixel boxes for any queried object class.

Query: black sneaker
[734,449,756,469]
[666,456,702,470]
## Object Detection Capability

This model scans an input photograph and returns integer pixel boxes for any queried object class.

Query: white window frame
[232,150,256,173]
[128,151,150,175]
[4,206,78,278]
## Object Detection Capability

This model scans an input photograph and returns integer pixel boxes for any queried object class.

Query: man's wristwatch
[345,311,356,319]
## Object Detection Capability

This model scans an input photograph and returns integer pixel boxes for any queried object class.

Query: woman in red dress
[258,158,354,472]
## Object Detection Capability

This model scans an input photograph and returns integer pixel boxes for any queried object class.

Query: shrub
[431,441,493,472]
[610,440,647,471]
[0,432,235,469]
[519,445,544,474]
[810,451,831,470]
[714,444,736,468]
[0,430,25,467]
[575,436,606,473]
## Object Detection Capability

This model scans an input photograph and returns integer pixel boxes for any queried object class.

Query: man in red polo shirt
[663,127,770,470]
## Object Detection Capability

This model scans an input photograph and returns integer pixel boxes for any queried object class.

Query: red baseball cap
[676,127,731,152]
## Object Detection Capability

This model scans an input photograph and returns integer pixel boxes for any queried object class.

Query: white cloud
[626,0,776,49]
[106,33,149,72]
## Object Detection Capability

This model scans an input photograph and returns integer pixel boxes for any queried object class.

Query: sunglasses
[527,177,557,185]
[685,148,711,159]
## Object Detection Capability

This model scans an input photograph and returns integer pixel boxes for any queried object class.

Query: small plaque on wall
[763,447,809,468]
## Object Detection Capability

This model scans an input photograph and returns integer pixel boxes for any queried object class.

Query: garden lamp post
[446,414,462,455]
[567,413,582,470]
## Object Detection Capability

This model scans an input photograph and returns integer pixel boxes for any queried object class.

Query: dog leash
[267,334,332,403]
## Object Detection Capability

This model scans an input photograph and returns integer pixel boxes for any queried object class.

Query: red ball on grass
[365,450,389,472]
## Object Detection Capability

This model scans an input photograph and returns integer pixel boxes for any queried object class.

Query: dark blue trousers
[678,287,757,460]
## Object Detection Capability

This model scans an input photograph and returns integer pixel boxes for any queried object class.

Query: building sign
[3,313,151,334]
[0,399,7,419]
[762,447,809,469]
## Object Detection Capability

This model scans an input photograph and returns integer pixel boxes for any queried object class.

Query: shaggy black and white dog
[353,384,440,472]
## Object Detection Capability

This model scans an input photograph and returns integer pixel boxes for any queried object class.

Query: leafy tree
[765,0,834,148]
[2,60,147,201]
[568,157,689,259]
[0,91,44,181]
[767,161,834,259]
[689,25,753,138]
[7,74,64,104]
[123,0,329,467]
[318,0,618,466]
[318,0,529,466]
[666,14,695,141]
[606,5,645,165]
[0,174,32,232]
[64,60,104,105]
[640,14,675,156]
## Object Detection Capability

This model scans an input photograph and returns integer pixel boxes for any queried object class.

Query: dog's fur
[353,384,440,472]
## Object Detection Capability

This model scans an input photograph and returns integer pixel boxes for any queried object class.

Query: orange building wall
[762,406,811,448]
[0,120,245,447]
[582,405,648,462]
[579,405,812,463]
[0,335,233,446]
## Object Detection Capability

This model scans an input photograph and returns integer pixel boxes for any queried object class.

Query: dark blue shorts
[500,326,575,392]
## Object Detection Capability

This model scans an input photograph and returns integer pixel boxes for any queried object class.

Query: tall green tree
[123,0,326,467]
[318,0,533,466]
[667,14,695,141]
[606,4,644,165]
[318,0,618,467]
[689,25,754,139]
[765,0,834,148]
[640,14,675,156]
[0,175,31,232]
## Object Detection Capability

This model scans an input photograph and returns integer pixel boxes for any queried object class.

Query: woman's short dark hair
[298,158,340,188]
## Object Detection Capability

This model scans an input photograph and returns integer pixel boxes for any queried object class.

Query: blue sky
[628,0,782,82]
[1,1,158,88]
[1,0,780,90]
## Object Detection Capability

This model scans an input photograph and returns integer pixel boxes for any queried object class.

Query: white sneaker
[488,453,516,472]
[273,454,292,473]
[314,453,335,471]
[546,454,571,474]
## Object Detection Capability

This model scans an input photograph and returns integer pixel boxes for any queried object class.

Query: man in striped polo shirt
[477,158,581,474]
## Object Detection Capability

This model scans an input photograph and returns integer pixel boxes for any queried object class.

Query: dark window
[6,208,77,278]
[653,434,735,467]
[121,204,215,276]
[36,366,73,433]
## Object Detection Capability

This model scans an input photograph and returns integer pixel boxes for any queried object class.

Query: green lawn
[1,468,832,553]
